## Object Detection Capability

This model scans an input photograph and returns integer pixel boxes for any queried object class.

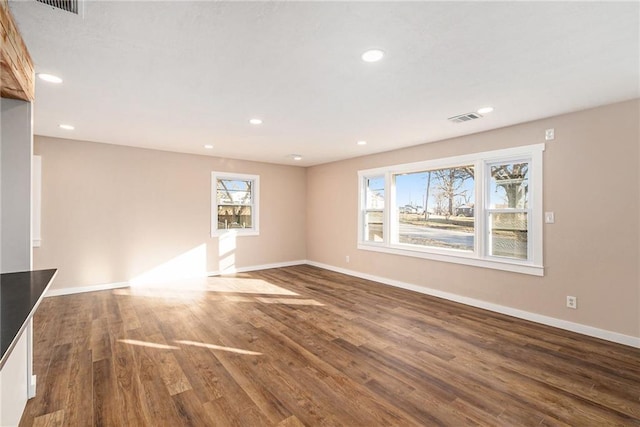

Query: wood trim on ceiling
[0,0,35,101]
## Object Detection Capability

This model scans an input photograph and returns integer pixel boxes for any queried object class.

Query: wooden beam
[0,0,35,101]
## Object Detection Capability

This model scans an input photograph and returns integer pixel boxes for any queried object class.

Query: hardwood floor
[19,265,640,426]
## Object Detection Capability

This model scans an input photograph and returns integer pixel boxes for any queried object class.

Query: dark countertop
[1,269,57,369]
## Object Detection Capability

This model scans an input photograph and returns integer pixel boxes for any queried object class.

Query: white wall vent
[36,0,81,15]
[448,112,483,123]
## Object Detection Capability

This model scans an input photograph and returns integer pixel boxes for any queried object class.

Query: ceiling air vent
[36,0,80,15]
[448,112,482,123]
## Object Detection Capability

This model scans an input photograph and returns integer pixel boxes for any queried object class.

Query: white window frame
[211,172,260,237]
[360,175,386,244]
[484,156,533,262]
[357,144,544,276]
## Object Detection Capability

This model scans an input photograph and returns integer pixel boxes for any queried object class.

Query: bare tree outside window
[217,179,253,229]
[491,163,528,208]
[433,167,474,217]
[395,165,474,251]
[488,162,529,259]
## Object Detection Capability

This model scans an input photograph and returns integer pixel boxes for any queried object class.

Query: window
[358,144,544,275]
[363,176,385,242]
[211,172,259,236]
[487,161,529,260]
[394,166,475,252]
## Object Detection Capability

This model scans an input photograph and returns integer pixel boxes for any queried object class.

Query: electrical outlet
[345,255,350,263]
[566,296,577,309]
[545,212,555,224]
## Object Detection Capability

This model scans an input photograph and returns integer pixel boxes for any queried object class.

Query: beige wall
[34,137,307,289]
[307,99,640,338]
[34,100,639,338]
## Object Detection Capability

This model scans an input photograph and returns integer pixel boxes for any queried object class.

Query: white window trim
[211,172,260,237]
[359,176,387,245]
[357,144,545,276]
[33,155,42,247]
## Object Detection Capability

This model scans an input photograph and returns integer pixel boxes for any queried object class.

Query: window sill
[212,229,259,237]
[357,242,544,276]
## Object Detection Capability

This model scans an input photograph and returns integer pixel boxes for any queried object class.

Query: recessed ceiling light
[361,49,384,62]
[291,154,302,161]
[249,118,263,125]
[204,144,214,149]
[477,106,494,114]
[37,73,63,84]
[59,124,74,130]
[357,140,367,146]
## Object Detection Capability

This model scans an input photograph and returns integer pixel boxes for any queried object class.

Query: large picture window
[211,172,260,236]
[394,166,475,251]
[358,144,544,275]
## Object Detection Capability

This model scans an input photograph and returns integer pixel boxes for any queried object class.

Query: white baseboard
[209,259,307,276]
[305,260,640,349]
[44,260,308,297]
[45,281,130,297]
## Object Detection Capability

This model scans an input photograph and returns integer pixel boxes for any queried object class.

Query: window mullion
[386,171,395,245]
[531,147,543,266]
[359,175,366,243]
[476,160,486,259]
[527,207,533,262]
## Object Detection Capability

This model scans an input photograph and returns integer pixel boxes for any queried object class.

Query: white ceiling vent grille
[36,0,80,15]
[448,112,482,123]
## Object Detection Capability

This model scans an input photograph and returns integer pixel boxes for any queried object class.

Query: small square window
[211,172,259,236]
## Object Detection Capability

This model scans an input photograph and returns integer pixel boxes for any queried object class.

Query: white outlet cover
[545,212,555,223]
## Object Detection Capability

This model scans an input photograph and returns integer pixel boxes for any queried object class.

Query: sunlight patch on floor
[255,297,324,306]
[118,339,179,350]
[116,277,300,299]
[117,338,262,355]
[112,289,319,307]
[223,295,255,302]
[205,277,299,295]
[174,340,262,355]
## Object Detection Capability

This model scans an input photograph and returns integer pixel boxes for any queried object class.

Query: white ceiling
[9,1,640,166]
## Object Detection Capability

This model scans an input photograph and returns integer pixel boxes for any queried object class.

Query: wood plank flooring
[19,265,640,426]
